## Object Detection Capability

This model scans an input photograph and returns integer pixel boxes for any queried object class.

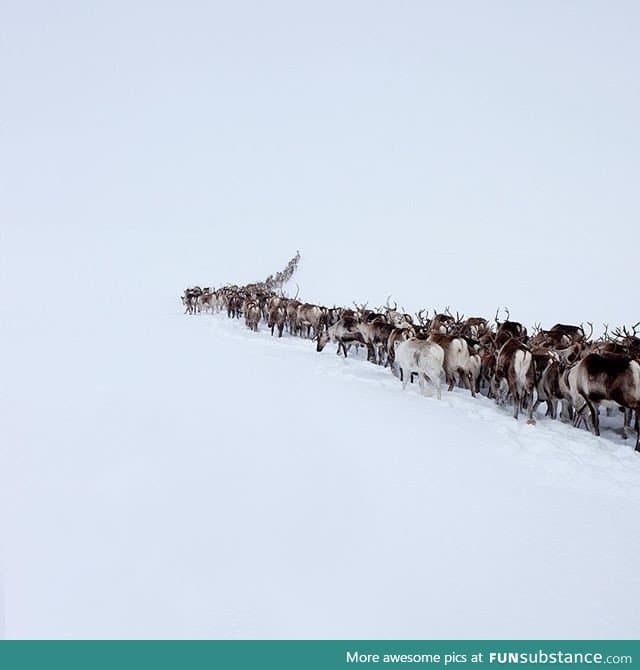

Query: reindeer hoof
[527,418,537,425]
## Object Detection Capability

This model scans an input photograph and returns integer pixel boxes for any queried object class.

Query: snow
[3,287,640,639]
[3,0,640,640]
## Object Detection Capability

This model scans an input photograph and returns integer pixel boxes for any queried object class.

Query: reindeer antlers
[611,322,640,341]
[611,325,626,340]
[416,308,429,325]
[493,307,510,325]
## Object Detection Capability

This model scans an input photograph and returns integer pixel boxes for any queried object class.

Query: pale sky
[2,1,639,326]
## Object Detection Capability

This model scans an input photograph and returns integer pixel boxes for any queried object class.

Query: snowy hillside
[3,0,640,641]
[3,275,640,638]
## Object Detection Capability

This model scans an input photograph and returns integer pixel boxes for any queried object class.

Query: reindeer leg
[433,373,442,400]
[579,395,599,435]
[446,371,454,392]
[618,407,631,439]
[625,407,633,431]
[401,368,408,390]
[532,396,542,415]
[526,390,536,423]
[511,382,520,419]
[466,370,477,398]
[492,378,501,404]
[590,400,600,436]
[366,342,376,363]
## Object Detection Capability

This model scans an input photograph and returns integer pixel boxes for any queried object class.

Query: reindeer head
[315,330,330,352]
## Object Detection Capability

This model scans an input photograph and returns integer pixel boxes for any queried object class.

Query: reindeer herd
[181,256,640,453]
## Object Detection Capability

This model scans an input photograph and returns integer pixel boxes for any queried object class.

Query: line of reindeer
[182,280,640,453]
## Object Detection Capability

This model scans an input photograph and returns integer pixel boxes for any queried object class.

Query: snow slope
[3,291,640,639]
[3,0,640,640]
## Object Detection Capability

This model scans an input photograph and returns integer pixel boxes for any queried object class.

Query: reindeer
[531,323,591,349]
[394,338,445,398]
[315,316,366,358]
[468,349,483,394]
[296,303,325,338]
[529,342,586,420]
[408,309,429,335]
[264,294,286,322]
[267,304,286,337]
[427,333,477,397]
[569,353,640,448]
[478,346,497,395]
[385,324,415,370]
[197,288,215,314]
[494,307,527,347]
[244,300,261,332]
[281,285,302,334]
[285,300,302,334]
[324,306,342,328]
[226,292,244,319]
[380,295,412,328]
[492,338,536,421]
[610,323,640,358]
[430,307,455,335]
[459,316,488,339]
[529,349,560,419]
[355,310,396,365]
[550,323,589,341]
[181,287,202,315]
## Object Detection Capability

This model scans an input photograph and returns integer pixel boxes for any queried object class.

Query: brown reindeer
[492,338,536,421]
[267,304,286,337]
[494,307,527,347]
[430,307,456,335]
[572,353,640,449]
[316,315,366,358]
[244,300,261,332]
